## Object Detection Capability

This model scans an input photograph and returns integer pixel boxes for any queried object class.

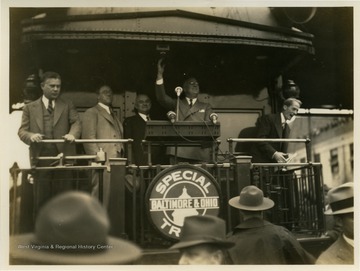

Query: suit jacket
[155,83,213,161]
[226,217,314,264]
[250,112,291,163]
[81,104,123,163]
[123,113,147,165]
[316,235,354,264]
[18,97,81,166]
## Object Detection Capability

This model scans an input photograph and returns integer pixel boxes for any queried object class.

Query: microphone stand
[176,97,180,122]
[175,87,183,122]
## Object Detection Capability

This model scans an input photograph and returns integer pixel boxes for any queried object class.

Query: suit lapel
[182,99,202,120]
[34,98,44,131]
[96,105,123,136]
[135,113,146,123]
[179,99,191,119]
[96,104,114,124]
[53,98,65,126]
[275,113,283,137]
[116,115,123,136]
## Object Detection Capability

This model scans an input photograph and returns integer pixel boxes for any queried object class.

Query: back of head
[282,80,300,99]
[229,185,274,212]
[10,191,142,265]
[34,191,109,246]
[170,215,234,250]
[23,74,41,103]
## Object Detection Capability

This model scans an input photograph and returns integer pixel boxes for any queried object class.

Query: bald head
[135,94,151,114]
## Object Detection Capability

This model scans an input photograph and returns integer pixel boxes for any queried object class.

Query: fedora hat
[325,182,354,215]
[10,191,142,265]
[229,185,274,211]
[169,215,234,250]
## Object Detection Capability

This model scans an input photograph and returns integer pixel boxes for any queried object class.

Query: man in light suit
[155,58,213,163]
[18,71,81,215]
[250,98,302,163]
[82,85,123,207]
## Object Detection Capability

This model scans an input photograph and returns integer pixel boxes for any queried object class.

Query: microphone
[167,111,176,124]
[210,113,218,124]
[175,86,183,97]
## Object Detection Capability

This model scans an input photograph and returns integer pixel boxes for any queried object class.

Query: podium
[145,121,220,140]
[144,121,220,163]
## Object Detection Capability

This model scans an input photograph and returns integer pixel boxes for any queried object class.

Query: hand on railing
[30,133,44,143]
[272,151,288,163]
[62,134,76,143]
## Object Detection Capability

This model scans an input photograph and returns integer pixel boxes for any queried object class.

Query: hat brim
[228,196,274,211]
[10,234,142,265]
[324,206,354,215]
[169,238,234,250]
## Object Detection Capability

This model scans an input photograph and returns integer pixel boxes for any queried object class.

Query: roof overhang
[21,9,314,54]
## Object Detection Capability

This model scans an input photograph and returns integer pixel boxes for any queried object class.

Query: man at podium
[155,58,214,164]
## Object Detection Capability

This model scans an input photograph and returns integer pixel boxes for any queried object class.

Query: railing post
[233,155,252,192]
[305,137,312,162]
[314,164,325,233]
[108,158,128,239]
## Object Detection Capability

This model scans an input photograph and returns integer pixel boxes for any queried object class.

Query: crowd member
[316,182,354,264]
[82,84,123,208]
[169,215,234,265]
[155,58,214,163]
[226,185,314,264]
[9,74,41,232]
[251,97,302,163]
[323,184,342,241]
[18,71,81,215]
[10,191,142,265]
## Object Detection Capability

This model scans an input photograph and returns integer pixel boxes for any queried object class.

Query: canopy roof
[17,7,316,100]
[22,7,314,53]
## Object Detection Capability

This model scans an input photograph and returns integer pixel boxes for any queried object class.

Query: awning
[21,8,314,54]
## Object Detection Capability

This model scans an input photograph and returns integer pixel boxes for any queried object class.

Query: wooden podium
[144,121,221,163]
[145,120,220,141]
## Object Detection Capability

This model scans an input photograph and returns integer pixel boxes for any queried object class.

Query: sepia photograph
[1,0,357,269]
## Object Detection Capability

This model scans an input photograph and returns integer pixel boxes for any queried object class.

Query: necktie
[47,100,54,115]
[189,99,193,107]
[282,123,289,138]
[281,123,289,152]
[146,116,150,121]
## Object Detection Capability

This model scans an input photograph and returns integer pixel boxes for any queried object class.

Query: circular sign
[146,165,221,240]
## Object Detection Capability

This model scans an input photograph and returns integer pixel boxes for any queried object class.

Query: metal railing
[11,137,326,245]
[227,137,312,161]
[10,139,133,235]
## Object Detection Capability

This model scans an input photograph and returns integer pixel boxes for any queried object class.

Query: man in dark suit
[124,94,165,165]
[251,98,302,163]
[155,58,214,163]
[18,71,81,215]
[226,185,314,264]
[250,98,302,229]
[123,94,151,166]
[82,85,123,207]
